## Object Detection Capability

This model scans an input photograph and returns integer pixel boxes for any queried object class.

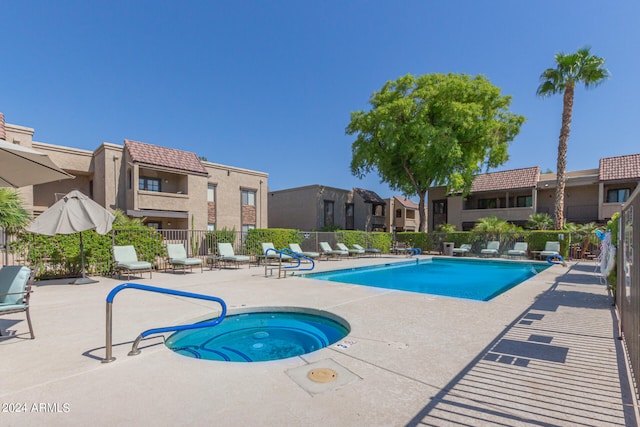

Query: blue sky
[2,1,638,200]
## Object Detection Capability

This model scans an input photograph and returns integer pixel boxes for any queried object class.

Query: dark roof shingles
[471,167,540,192]
[353,187,386,204]
[599,154,640,181]
[125,140,208,175]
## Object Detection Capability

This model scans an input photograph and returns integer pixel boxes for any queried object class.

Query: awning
[127,209,189,219]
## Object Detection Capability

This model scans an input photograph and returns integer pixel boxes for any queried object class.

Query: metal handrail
[101,283,227,363]
[281,248,315,271]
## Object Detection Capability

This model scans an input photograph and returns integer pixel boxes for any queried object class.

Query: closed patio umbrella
[0,139,74,188]
[26,190,115,284]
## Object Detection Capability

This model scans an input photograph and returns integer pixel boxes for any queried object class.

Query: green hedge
[244,228,302,255]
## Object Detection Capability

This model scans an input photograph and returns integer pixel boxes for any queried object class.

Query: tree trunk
[554,82,574,230]
[418,191,427,232]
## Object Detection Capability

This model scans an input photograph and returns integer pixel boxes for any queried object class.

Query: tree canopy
[347,73,525,231]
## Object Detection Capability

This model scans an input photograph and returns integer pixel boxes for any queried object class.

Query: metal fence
[617,186,640,394]
[2,228,605,279]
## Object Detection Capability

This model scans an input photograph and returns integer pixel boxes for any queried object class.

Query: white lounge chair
[353,244,381,257]
[214,243,251,269]
[452,244,472,256]
[319,242,348,259]
[261,242,293,261]
[507,242,528,258]
[480,241,500,257]
[540,241,561,258]
[166,243,203,274]
[113,245,153,279]
[336,243,363,257]
[288,243,320,259]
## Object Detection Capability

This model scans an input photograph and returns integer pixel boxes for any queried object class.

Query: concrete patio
[1,256,637,426]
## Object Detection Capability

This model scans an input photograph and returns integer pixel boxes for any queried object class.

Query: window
[207,224,215,231]
[477,198,496,209]
[607,188,630,203]
[242,224,255,241]
[208,184,215,202]
[406,210,415,219]
[242,190,255,206]
[433,200,446,215]
[516,195,532,207]
[324,200,334,227]
[139,176,161,192]
[395,209,402,218]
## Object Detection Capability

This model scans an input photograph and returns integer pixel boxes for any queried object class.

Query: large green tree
[537,47,609,229]
[347,73,525,231]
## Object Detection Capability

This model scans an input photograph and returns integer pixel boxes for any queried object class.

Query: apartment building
[385,196,421,232]
[428,155,640,231]
[268,185,387,231]
[2,114,268,231]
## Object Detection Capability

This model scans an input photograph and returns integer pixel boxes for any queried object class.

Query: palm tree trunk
[554,82,574,229]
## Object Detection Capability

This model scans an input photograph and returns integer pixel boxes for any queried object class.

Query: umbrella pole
[73,232,97,285]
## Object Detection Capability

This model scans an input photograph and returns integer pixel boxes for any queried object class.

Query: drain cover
[307,368,338,383]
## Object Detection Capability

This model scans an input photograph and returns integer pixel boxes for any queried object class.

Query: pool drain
[307,368,338,383]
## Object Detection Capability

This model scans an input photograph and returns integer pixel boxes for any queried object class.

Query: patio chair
[261,242,294,261]
[166,243,203,274]
[336,243,363,257]
[113,245,153,280]
[353,244,381,257]
[214,242,251,269]
[540,241,561,258]
[0,266,35,339]
[319,242,348,259]
[480,241,500,257]
[452,243,472,256]
[507,242,529,258]
[288,243,320,259]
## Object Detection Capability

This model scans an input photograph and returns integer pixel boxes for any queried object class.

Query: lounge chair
[0,266,35,339]
[391,242,409,255]
[288,243,320,259]
[480,241,500,257]
[452,244,472,256]
[507,242,528,258]
[113,245,153,279]
[336,243,363,257]
[166,243,203,274]
[353,244,381,257]
[540,241,561,258]
[261,242,293,261]
[319,242,348,259]
[214,242,251,269]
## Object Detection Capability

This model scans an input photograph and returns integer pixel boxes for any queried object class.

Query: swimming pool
[165,308,349,362]
[302,257,549,301]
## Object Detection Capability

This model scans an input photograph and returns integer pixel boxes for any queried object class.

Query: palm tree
[527,213,554,230]
[537,47,609,229]
[0,188,30,232]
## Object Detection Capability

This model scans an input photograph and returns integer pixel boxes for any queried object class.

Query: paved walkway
[0,257,637,426]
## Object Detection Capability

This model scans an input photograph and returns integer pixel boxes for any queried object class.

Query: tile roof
[393,196,419,210]
[471,167,540,193]
[353,187,386,204]
[599,154,640,181]
[125,140,208,176]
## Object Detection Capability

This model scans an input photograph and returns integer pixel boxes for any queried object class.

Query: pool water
[165,310,349,362]
[302,258,549,301]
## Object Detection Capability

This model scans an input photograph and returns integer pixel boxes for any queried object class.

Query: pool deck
[1,256,637,426]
